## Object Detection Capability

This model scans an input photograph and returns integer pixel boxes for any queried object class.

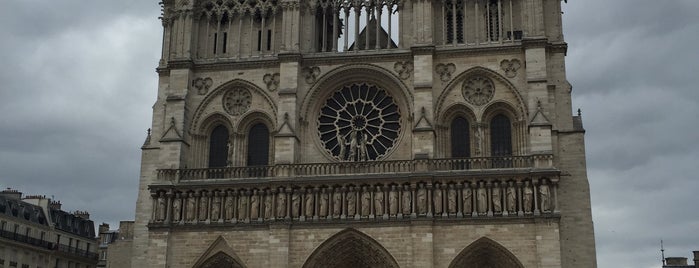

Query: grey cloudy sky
[1,0,697,267]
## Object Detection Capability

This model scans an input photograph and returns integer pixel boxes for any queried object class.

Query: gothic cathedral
[132,0,596,267]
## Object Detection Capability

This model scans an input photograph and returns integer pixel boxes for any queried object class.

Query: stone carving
[193,77,213,95]
[433,185,443,214]
[447,186,457,214]
[250,191,259,219]
[416,187,427,214]
[172,193,182,221]
[186,193,197,221]
[276,190,287,218]
[319,82,401,162]
[402,185,411,215]
[263,73,280,91]
[264,192,273,219]
[462,76,495,106]
[374,187,384,215]
[199,194,209,220]
[500,59,522,78]
[523,181,533,213]
[463,184,472,214]
[238,192,248,220]
[492,183,502,213]
[435,63,456,82]
[301,66,321,84]
[157,193,167,221]
[347,190,356,216]
[291,192,301,217]
[333,190,342,217]
[319,189,329,217]
[506,182,516,213]
[540,182,551,212]
[211,193,221,221]
[225,193,235,220]
[477,182,487,214]
[361,187,371,216]
[305,189,314,217]
[394,61,414,80]
[389,186,398,215]
[223,88,252,116]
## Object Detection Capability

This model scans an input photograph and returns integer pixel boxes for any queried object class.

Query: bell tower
[132,0,596,267]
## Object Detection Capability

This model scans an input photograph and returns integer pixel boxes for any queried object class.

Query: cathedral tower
[132,0,596,267]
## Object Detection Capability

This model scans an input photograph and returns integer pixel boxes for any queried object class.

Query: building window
[490,114,512,156]
[247,123,269,166]
[450,117,471,158]
[487,0,501,42]
[444,0,465,44]
[208,125,229,168]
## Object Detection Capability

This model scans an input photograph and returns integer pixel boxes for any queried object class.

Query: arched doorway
[198,252,245,268]
[303,229,399,268]
[448,237,524,268]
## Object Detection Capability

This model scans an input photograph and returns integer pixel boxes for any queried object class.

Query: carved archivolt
[150,177,557,225]
[462,76,495,106]
[303,229,400,268]
[448,237,525,268]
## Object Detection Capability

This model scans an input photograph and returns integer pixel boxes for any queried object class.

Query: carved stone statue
[172,194,182,221]
[492,183,502,213]
[333,190,342,216]
[277,191,287,218]
[305,190,314,217]
[416,187,427,214]
[447,186,457,214]
[291,192,301,217]
[402,185,411,215]
[338,134,346,160]
[157,193,167,221]
[250,192,259,219]
[264,192,272,219]
[211,194,221,221]
[358,133,369,161]
[224,193,235,220]
[347,191,356,216]
[506,182,516,213]
[389,186,398,215]
[238,192,248,220]
[462,185,472,214]
[361,187,371,216]
[523,181,533,213]
[540,182,551,212]
[374,187,384,215]
[433,186,443,214]
[186,194,196,221]
[198,194,209,221]
[319,190,329,217]
[348,131,358,161]
[477,182,487,214]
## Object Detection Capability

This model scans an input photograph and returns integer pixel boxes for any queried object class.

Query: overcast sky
[1,0,697,267]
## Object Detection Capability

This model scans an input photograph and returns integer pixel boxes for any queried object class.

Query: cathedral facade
[132,0,596,267]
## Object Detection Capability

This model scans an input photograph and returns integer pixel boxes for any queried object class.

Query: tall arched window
[450,117,470,158]
[490,114,512,156]
[247,123,269,166]
[208,125,229,168]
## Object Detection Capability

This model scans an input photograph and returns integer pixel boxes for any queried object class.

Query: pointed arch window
[247,123,269,166]
[490,114,512,156]
[208,125,229,168]
[450,116,471,158]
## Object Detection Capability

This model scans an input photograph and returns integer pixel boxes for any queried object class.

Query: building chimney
[666,257,688,266]
[99,223,110,234]
[73,210,90,220]
[0,188,22,200]
[693,251,698,268]
[49,200,62,210]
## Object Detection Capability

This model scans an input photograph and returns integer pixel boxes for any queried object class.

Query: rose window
[223,88,252,116]
[462,76,495,106]
[318,82,401,161]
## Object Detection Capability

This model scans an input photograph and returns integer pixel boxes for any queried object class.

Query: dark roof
[0,195,49,226]
[50,209,95,238]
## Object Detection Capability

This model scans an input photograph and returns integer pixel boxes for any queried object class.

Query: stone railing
[148,171,560,227]
[157,155,554,181]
